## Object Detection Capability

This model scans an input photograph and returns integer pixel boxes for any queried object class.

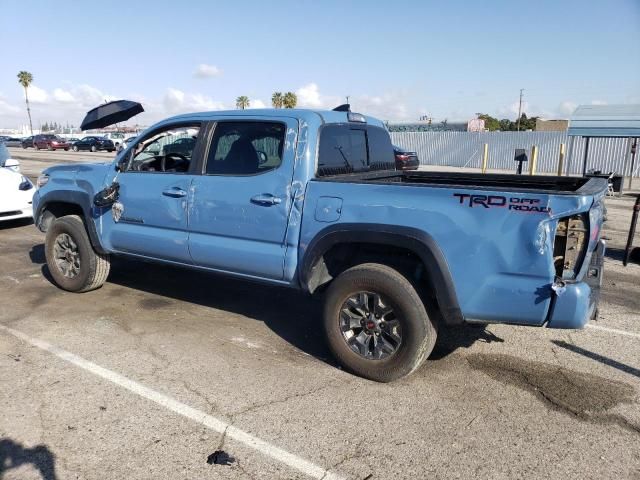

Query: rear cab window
[317,124,395,177]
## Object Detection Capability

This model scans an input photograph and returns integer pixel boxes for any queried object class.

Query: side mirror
[115,155,129,172]
[2,158,20,172]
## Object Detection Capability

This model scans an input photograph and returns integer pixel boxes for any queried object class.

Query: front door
[188,118,297,280]
[102,122,203,264]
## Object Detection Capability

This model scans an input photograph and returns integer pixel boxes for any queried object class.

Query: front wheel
[323,263,437,382]
[34,144,40,150]
[90,145,97,152]
[45,215,110,293]
[73,145,79,152]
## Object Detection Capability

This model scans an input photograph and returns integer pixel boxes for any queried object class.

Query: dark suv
[21,136,35,148]
[72,136,116,152]
[33,134,70,151]
[393,145,419,170]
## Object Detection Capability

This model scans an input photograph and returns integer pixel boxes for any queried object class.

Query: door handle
[162,187,187,198]
[250,194,282,206]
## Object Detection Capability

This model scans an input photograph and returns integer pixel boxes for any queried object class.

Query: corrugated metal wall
[389,131,637,176]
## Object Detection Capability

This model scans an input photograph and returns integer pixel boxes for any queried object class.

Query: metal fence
[389,131,637,176]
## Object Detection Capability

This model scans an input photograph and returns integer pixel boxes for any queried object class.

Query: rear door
[102,122,204,263]
[188,118,297,280]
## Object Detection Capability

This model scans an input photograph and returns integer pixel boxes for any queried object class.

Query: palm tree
[17,71,34,135]
[271,92,283,109]
[236,96,250,110]
[283,92,297,109]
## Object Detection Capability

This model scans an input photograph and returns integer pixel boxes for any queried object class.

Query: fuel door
[315,196,343,223]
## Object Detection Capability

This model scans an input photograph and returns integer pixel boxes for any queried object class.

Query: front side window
[126,125,200,173]
[205,122,285,175]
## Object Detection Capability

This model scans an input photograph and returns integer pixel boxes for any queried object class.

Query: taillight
[396,154,409,162]
[553,214,588,279]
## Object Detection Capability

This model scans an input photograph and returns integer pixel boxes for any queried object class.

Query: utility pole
[517,89,524,131]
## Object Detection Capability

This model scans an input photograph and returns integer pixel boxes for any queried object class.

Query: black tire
[90,145,97,152]
[73,145,79,152]
[47,144,53,151]
[22,144,27,149]
[45,215,110,293]
[64,148,69,151]
[323,263,437,382]
[34,143,40,151]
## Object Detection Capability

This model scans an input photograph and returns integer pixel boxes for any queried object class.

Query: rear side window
[317,124,395,176]
[205,122,285,175]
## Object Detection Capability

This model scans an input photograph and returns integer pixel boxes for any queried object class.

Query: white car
[0,145,34,222]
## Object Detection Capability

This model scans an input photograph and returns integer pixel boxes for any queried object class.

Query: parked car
[0,144,34,222]
[2,137,24,148]
[162,137,196,157]
[33,107,607,382]
[102,132,126,149]
[393,145,420,170]
[21,136,35,149]
[117,136,137,152]
[72,136,115,152]
[33,134,70,151]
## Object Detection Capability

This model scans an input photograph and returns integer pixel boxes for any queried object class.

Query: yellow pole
[481,143,488,173]
[529,145,538,175]
[557,143,565,176]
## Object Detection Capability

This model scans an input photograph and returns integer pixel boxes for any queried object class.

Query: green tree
[17,71,34,135]
[271,92,283,108]
[42,122,49,132]
[235,96,250,110]
[477,113,500,131]
[283,92,297,109]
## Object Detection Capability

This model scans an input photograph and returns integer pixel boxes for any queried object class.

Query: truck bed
[317,170,608,196]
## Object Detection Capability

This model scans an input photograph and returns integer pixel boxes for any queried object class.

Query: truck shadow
[0,438,58,480]
[31,247,502,367]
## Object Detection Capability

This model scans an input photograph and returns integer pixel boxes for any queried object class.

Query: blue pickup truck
[33,107,607,381]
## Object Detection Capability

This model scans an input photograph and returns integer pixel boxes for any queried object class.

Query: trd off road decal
[453,193,551,213]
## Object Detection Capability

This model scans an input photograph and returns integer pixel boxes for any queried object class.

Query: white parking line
[586,324,640,338]
[0,324,344,480]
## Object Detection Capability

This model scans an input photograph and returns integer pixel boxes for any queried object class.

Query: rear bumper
[546,239,605,329]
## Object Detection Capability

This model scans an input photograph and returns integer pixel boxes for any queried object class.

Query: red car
[393,145,420,170]
[33,134,70,151]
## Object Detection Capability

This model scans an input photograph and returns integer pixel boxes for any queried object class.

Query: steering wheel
[161,153,189,172]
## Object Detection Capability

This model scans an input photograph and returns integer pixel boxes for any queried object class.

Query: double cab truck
[33,107,607,381]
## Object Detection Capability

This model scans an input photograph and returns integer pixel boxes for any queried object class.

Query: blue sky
[1,0,639,129]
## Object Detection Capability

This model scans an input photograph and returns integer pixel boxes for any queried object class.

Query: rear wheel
[73,145,79,152]
[45,215,110,293]
[90,145,97,152]
[34,143,40,150]
[64,147,69,151]
[323,263,437,382]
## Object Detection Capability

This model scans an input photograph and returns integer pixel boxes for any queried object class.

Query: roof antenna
[332,104,350,112]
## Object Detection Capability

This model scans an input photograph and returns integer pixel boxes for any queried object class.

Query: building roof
[568,104,640,137]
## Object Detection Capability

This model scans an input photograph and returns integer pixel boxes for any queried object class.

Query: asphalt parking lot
[1,147,639,480]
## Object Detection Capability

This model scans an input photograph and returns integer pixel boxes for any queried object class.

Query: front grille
[0,210,22,217]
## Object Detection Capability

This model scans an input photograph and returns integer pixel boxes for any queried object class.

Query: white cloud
[163,88,224,114]
[53,88,75,103]
[27,85,49,104]
[558,101,577,116]
[296,83,323,108]
[250,99,266,108]
[194,63,222,79]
